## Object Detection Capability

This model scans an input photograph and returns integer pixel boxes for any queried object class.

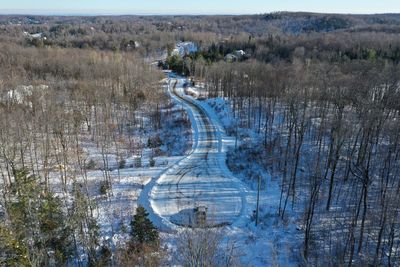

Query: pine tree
[115,207,162,265]
[4,169,73,266]
[131,206,158,244]
[0,224,32,267]
[38,193,73,265]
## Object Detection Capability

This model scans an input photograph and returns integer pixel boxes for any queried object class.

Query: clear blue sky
[1,0,400,15]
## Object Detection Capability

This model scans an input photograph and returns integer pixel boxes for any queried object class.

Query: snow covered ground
[36,73,303,265]
[144,78,247,229]
[156,81,302,266]
[89,107,193,245]
[136,75,302,265]
[92,153,184,246]
[0,74,302,265]
[40,89,194,250]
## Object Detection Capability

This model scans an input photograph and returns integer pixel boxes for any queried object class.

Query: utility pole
[255,174,261,226]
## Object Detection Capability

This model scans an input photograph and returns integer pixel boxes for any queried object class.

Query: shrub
[85,159,96,170]
[147,135,163,148]
[100,181,111,195]
[134,157,142,168]
[149,158,156,167]
[119,159,126,169]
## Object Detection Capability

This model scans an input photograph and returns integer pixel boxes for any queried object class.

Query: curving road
[149,78,244,227]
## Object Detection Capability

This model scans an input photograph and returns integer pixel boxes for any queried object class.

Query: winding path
[140,77,245,229]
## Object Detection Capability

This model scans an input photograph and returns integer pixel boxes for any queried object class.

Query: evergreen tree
[38,193,73,265]
[130,206,158,244]
[114,207,162,265]
[3,169,73,266]
[0,224,32,267]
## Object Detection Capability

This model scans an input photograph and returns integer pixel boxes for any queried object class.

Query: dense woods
[203,59,400,265]
[1,12,400,266]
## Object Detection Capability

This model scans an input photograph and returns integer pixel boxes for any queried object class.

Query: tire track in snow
[139,77,247,231]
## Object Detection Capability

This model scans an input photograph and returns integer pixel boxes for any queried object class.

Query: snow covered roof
[31,33,43,38]
[235,50,246,56]
[172,41,198,57]
[23,31,45,39]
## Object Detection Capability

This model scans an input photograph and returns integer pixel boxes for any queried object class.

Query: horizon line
[0,10,399,17]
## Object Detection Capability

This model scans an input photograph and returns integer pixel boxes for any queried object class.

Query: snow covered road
[149,78,245,227]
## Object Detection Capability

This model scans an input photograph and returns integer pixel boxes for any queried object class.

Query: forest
[1,12,400,266]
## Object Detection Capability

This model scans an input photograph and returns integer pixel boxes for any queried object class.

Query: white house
[225,50,246,62]
[235,50,246,57]
[172,42,198,57]
[23,31,47,40]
